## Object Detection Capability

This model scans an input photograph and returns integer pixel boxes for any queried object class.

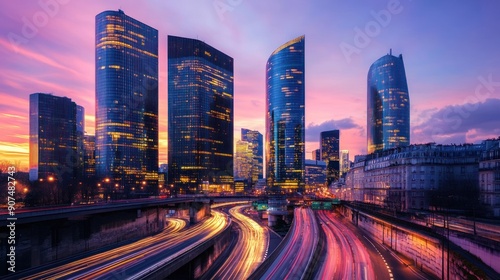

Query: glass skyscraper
[266,36,305,193]
[367,50,410,154]
[241,128,264,185]
[29,93,78,202]
[168,35,234,194]
[95,10,159,197]
[321,130,340,185]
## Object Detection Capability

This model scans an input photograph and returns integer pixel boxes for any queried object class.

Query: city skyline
[2,1,500,170]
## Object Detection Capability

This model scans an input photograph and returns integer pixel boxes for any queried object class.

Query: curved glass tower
[168,35,234,194]
[367,51,410,154]
[266,36,305,193]
[95,10,158,197]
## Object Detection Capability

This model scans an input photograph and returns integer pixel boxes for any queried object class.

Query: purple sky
[1,0,500,170]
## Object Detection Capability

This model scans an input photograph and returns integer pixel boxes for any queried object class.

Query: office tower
[266,35,305,193]
[95,10,159,197]
[29,93,77,203]
[367,50,410,154]
[340,150,350,176]
[168,35,234,194]
[321,130,340,185]
[234,140,253,183]
[312,149,321,161]
[305,159,327,192]
[241,128,264,185]
[76,105,85,183]
[83,135,96,181]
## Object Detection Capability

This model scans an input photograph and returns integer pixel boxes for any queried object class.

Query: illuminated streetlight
[48,176,55,182]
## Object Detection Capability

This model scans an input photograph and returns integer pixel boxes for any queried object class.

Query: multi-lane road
[211,205,268,280]
[17,211,229,279]
[260,207,319,280]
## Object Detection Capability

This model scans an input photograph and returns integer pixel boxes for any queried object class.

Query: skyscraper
[76,105,85,183]
[241,128,264,185]
[367,50,410,154]
[95,10,159,197]
[266,36,305,193]
[340,150,350,177]
[29,93,77,202]
[320,130,340,185]
[312,149,321,161]
[234,140,253,183]
[168,35,234,194]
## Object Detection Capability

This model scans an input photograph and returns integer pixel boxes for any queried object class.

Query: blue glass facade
[95,10,159,196]
[29,93,77,202]
[266,36,305,192]
[168,35,234,194]
[367,52,410,154]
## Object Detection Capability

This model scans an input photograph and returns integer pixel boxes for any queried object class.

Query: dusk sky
[2,0,500,171]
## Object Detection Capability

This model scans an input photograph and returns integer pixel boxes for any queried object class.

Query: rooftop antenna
[390,48,392,55]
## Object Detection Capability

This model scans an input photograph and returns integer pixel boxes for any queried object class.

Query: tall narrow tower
[95,10,159,197]
[367,51,410,154]
[266,36,305,193]
[168,35,234,194]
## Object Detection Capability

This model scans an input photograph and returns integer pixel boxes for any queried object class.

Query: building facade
[234,140,253,184]
[321,130,340,185]
[312,149,320,161]
[168,35,234,194]
[367,50,410,154]
[241,128,264,185]
[305,159,327,192]
[344,143,483,211]
[95,10,159,197]
[266,35,305,193]
[340,150,350,177]
[29,93,78,203]
[479,140,500,217]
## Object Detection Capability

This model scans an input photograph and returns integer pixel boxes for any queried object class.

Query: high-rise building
[321,130,340,185]
[241,128,264,185]
[83,135,96,181]
[312,149,321,161]
[29,93,78,202]
[305,159,327,192]
[76,105,85,183]
[340,150,350,176]
[266,35,305,193]
[168,35,234,194]
[95,10,159,197]
[367,50,410,154]
[234,140,253,183]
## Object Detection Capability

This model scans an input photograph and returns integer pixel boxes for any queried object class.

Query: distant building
[479,140,500,217]
[241,128,264,185]
[312,149,320,161]
[344,143,483,211]
[76,105,85,183]
[29,93,78,202]
[305,159,326,192]
[321,130,340,185]
[234,140,254,183]
[266,35,305,193]
[168,35,234,194]
[83,135,96,181]
[340,150,350,176]
[367,50,410,154]
[95,10,159,196]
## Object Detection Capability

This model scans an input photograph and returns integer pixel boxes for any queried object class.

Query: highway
[260,207,319,280]
[316,210,376,279]
[211,205,268,280]
[20,212,229,279]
